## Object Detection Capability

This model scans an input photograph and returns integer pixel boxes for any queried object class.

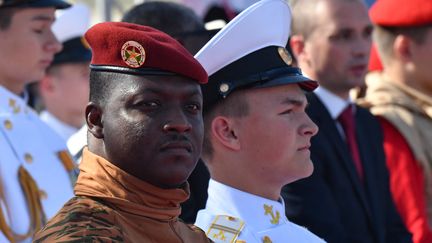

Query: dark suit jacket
[180,159,210,223]
[282,93,412,243]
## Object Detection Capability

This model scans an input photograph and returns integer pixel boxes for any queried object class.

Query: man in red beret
[363,0,432,242]
[34,22,211,242]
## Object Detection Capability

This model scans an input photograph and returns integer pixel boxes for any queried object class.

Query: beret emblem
[121,40,146,68]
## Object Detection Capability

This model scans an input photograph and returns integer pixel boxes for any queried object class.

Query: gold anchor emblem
[262,235,273,243]
[213,230,227,241]
[264,204,280,225]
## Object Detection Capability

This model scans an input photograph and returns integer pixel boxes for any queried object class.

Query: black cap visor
[0,0,71,9]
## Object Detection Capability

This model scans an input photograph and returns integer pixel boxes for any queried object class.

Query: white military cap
[53,3,90,42]
[51,4,92,65]
[195,0,318,113]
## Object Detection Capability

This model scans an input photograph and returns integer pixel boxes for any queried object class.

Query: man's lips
[40,59,53,67]
[350,64,367,76]
[160,141,192,153]
[298,144,311,151]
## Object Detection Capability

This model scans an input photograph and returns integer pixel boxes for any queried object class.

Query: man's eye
[330,31,353,41]
[133,101,159,108]
[279,109,293,115]
[144,101,159,107]
[33,29,44,34]
[186,103,200,112]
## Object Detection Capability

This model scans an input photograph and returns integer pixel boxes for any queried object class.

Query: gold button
[4,120,12,130]
[236,241,246,243]
[13,106,20,114]
[262,236,272,243]
[8,98,15,107]
[39,190,48,200]
[24,153,33,164]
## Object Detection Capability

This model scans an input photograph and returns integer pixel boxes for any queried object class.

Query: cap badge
[219,83,230,94]
[278,47,293,66]
[121,40,146,68]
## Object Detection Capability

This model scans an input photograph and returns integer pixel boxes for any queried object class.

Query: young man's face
[0,8,61,93]
[302,0,372,95]
[236,84,318,186]
[42,62,90,128]
[101,75,204,188]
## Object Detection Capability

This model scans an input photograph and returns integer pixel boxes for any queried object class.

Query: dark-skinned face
[100,74,203,188]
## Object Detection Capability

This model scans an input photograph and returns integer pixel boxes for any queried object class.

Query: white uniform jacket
[195,179,326,243]
[0,85,74,242]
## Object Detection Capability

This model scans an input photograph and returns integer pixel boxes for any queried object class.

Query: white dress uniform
[0,85,75,242]
[195,180,325,243]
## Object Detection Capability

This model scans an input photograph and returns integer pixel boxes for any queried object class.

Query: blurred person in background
[362,0,432,242]
[39,4,91,142]
[0,0,75,242]
[282,0,412,242]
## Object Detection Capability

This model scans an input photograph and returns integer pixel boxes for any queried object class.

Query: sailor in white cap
[39,3,92,142]
[0,0,75,242]
[193,0,326,242]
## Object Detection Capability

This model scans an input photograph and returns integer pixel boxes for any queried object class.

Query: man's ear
[86,102,104,139]
[210,116,241,151]
[289,34,306,59]
[39,76,55,95]
[393,35,413,63]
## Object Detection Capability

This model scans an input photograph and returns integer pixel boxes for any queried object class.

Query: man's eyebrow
[138,87,202,97]
[31,14,55,22]
[281,97,307,106]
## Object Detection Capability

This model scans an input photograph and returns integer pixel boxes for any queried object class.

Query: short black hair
[89,70,121,107]
[0,8,17,30]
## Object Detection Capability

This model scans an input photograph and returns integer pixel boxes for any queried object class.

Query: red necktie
[338,105,364,181]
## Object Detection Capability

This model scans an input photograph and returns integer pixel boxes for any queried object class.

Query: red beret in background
[85,22,208,84]
[370,0,432,27]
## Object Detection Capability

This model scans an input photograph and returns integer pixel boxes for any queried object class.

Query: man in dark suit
[282,0,412,242]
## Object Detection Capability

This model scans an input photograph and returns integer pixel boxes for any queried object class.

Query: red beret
[85,22,207,84]
[370,0,432,27]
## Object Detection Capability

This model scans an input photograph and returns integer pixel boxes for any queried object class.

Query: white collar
[205,179,288,231]
[40,110,78,142]
[0,85,33,117]
[314,86,352,119]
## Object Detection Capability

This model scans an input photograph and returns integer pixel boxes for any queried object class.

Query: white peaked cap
[196,0,318,113]
[53,3,90,43]
[195,0,291,76]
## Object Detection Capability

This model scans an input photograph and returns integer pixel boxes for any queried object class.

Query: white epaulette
[206,215,245,243]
